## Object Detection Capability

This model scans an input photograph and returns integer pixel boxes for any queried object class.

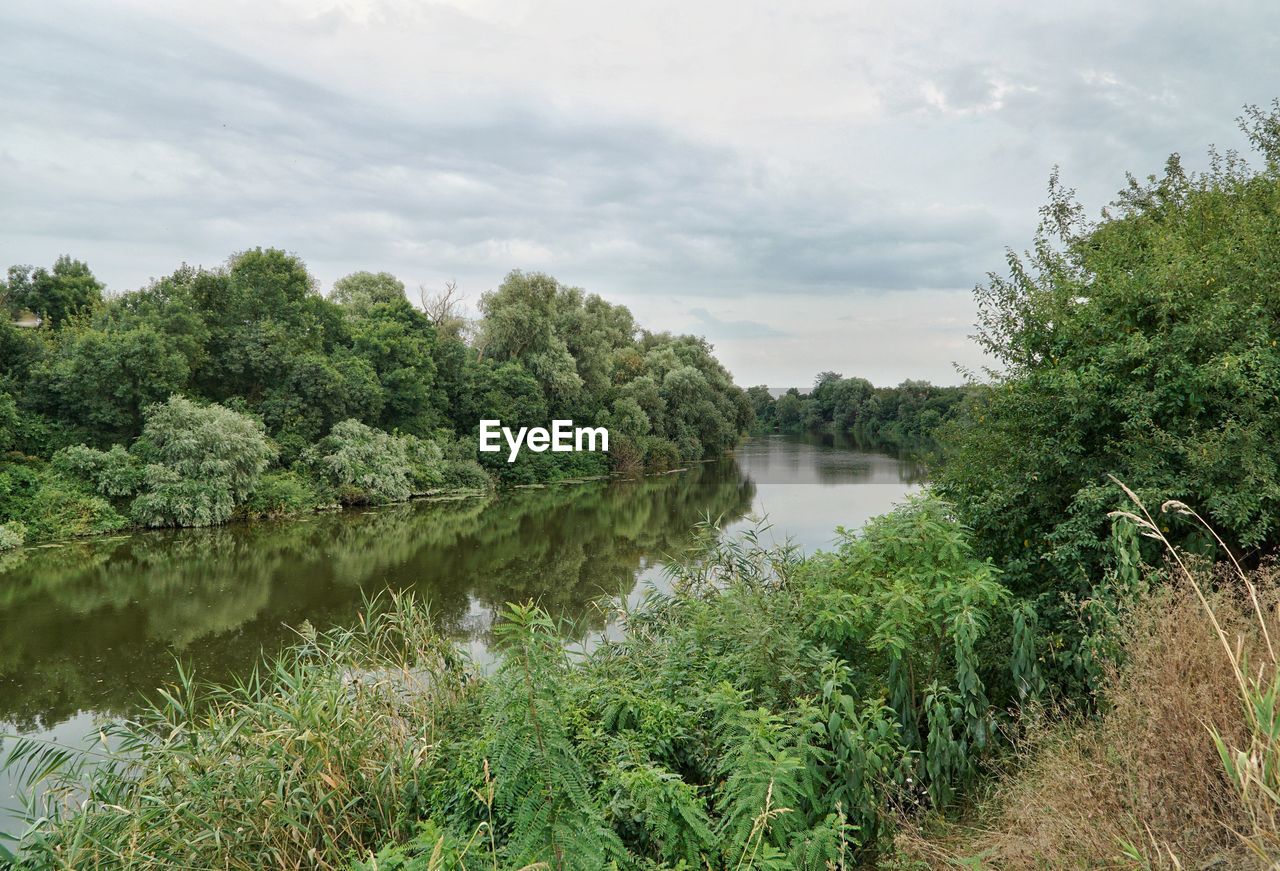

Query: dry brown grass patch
[897,567,1279,869]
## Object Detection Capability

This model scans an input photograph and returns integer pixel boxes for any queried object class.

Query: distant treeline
[746,372,977,448]
[0,251,751,545]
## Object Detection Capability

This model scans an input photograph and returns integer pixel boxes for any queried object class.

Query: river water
[0,432,923,838]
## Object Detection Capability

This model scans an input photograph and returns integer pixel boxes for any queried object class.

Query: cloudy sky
[3,0,1278,386]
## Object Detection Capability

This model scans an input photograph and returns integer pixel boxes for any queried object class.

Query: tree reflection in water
[0,459,754,731]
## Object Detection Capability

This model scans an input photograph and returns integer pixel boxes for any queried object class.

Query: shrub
[51,444,145,498]
[479,442,610,485]
[130,396,275,527]
[17,480,128,540]
[402,434,446,493]
[0,391,16,452]
[641,436,681,473]
[0,521,23,550]
[438,459,490,491]
[302,419,443,504]
[606,434,644,477]
[240,470,322,519]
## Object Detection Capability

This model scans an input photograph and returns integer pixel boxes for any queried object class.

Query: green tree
[330,271,406,316]
[0,391,17,452]
[131,396,276,527]
[191,249,335,403]
[775,391,803,430]
[5,256,103,328]
[348,299,445,434]
[938,102,1280,599]
[479,271,584,411]
[28,320,191,443]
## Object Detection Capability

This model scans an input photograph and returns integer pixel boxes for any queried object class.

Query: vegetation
[937,104,1280,608]
[11,101,1280,870]
[0,258,750,544]
[749,376,973,450]
[6,499,1041,869]
[896,489,1280,869]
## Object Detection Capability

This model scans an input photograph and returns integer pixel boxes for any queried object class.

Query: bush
[51,444,144,498]
[0,458,129,540]
[641,436,681,473]
[240,470,323,519]
[130,396,275,527]
[479,442,610,485]
[438,459,490,491]
[0,521,23,550]
[606,434,644,477]
[402,434,446,493]
[303,419,416,504]
[0,391,16,452]
[18,481,128,540]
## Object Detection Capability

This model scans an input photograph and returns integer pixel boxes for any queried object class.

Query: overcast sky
[3,1,1278,386]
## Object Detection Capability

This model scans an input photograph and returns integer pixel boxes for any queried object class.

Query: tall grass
[896,481,1280,868]
[3,498,1036,870]
[1110,479,1280,865]
[4,598,471,870]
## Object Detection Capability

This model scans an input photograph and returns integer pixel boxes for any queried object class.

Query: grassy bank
[5,497,1039,869]
[6,497,1278,869]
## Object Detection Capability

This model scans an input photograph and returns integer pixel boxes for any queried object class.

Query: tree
[28,319,191,443]
[191,249,331,403]
[131,396,276,527]
[0,392,16,452]
[348,299,445,434]
[938,102,1280,598]
[745,386,775,428]
[420,279,468,340]
[258,351,385,448]
[478,271,584,411]
[331,271,406,316]
[6,256,103,328]
[774,392,803,431]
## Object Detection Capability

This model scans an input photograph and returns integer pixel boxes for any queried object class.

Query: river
[0,432,923,839]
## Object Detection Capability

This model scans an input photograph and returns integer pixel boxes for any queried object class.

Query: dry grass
[897,567,1278,869]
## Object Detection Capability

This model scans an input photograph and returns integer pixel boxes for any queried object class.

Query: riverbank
[0,436,920,849]
[4,495,1021,869]
[0,427,699,553]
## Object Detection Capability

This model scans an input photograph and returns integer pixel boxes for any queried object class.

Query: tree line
[746,373,976,448]
[0,255,752,546]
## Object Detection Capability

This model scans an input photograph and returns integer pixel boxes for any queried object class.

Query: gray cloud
[688,307,785,340]
[0,4,999,303]
[2,0,1279,386]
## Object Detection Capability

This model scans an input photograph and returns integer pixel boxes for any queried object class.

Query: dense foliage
[0,256,750,542]
[937,105,1280,606]
[749,375,972,449]
[6,499,1039,869]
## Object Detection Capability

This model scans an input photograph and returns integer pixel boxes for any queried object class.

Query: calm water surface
[0,433,922,836]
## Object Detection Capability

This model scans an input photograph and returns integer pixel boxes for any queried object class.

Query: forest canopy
[0,254,752,542]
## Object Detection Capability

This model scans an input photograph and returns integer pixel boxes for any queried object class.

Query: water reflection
[0,433,926,838]
[723,432,925,552]
[0,461,754,732]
